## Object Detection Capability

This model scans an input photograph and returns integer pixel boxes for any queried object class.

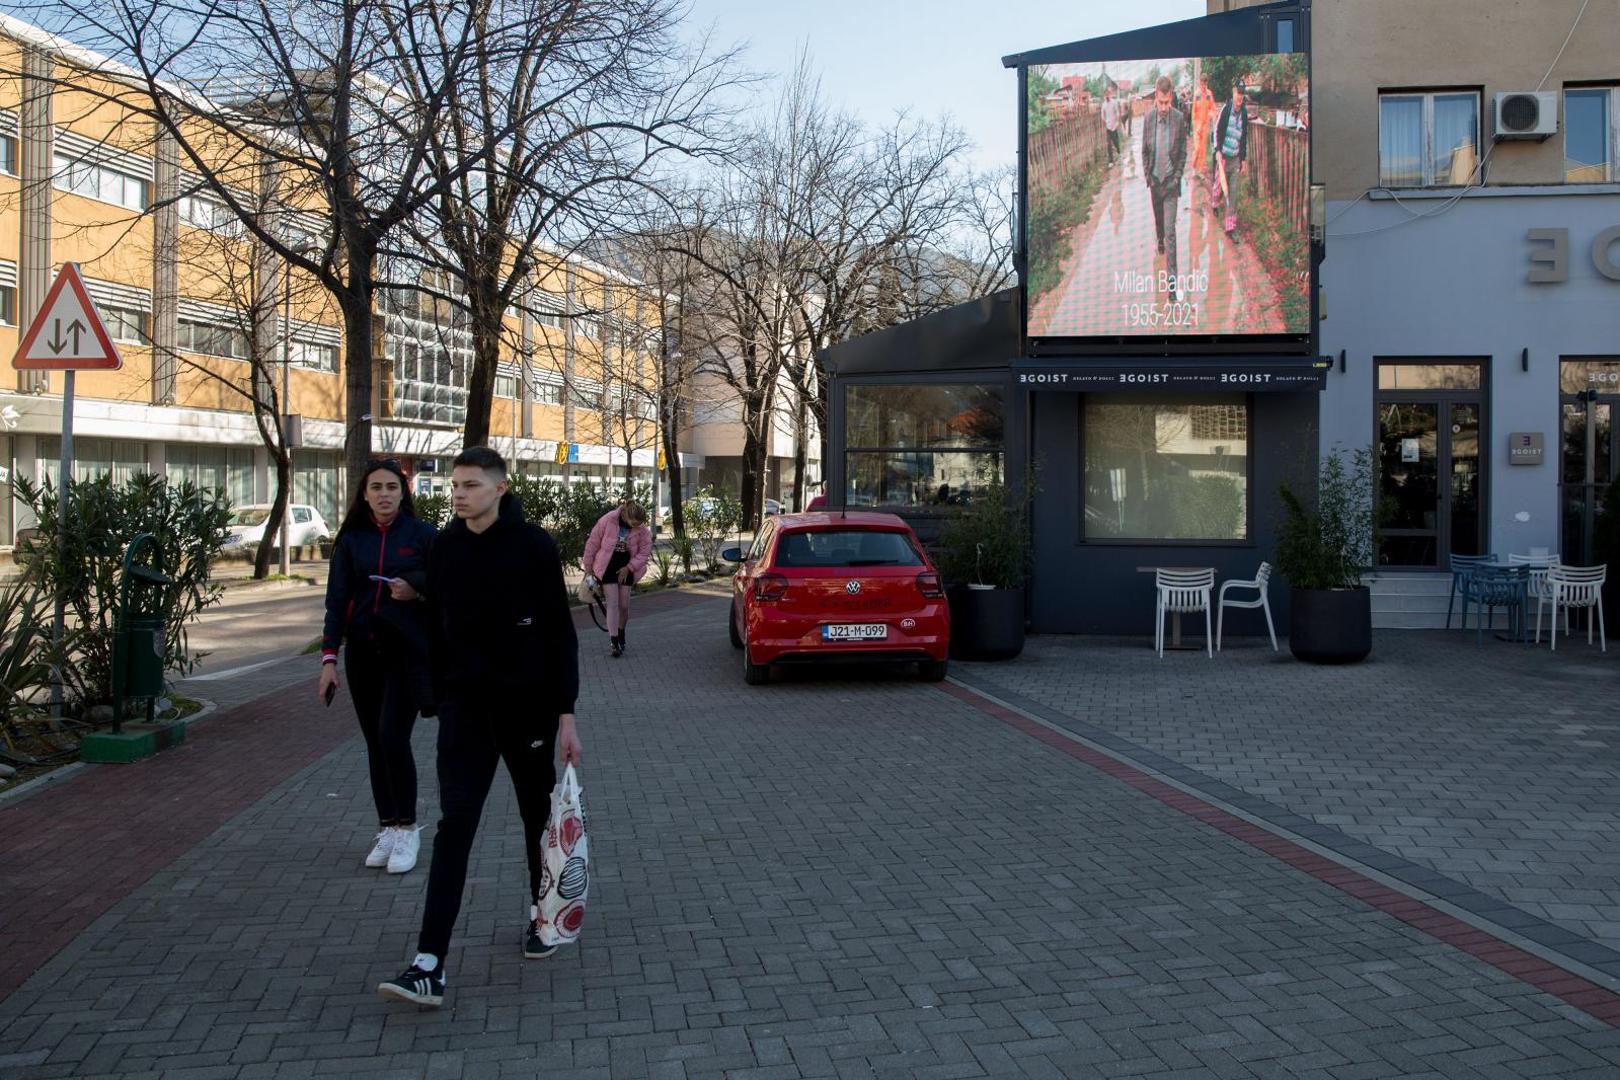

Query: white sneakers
[363,826,422,873]
[364,828,397,868]
[387,826,421,874]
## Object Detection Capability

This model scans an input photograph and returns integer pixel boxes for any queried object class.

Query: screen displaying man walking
[1024,52,1310,340]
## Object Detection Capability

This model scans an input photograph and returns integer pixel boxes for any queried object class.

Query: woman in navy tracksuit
[318,459,437,874]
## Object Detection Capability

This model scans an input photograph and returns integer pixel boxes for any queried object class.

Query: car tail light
[915,571,944,598]
[755,573,789,601]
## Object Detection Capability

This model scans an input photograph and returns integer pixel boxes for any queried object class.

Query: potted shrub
[1275,446,1380,664]
[936,480,1030,661]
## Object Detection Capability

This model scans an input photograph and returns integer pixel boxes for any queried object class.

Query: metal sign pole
[280,266,293,577]
[49,369,74,717]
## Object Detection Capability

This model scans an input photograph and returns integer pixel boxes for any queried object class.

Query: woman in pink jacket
[583,501,652,657]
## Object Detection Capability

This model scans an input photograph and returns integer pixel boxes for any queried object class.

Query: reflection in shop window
[846,384,1003,449]
[1083,394,1249,541]
[1376,361,1482,391]
[843,383,1004,507]
[1559,358,1620,395]
[846,451,1003,508]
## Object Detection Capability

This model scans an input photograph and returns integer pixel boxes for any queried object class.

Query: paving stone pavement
[5,602,1620,1078]
[954,629,1620,968]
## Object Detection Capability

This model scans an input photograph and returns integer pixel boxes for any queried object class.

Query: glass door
[1559,360,1620,566]
[1561,399,1615,565]
[1379,402,1441,566]
[1448,402,1482,557]
[1375,361,1487,568]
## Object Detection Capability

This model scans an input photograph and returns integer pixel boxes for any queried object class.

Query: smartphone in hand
[324,682,337,707]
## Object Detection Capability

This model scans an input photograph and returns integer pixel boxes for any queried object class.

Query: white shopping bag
[536,764,588,947]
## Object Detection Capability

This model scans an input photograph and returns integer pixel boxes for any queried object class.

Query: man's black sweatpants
[417,692,558,961]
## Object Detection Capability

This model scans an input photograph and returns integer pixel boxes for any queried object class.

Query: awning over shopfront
[1012,357,1330,391]
[820,289,1021,377]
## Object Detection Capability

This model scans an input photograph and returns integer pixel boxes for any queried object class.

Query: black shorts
[603,550,631,581]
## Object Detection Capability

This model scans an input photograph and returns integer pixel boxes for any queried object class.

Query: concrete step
[1376,612,1455,630]
[1367,572,1453,628]
[1365,572,1452,596]
[1372,594,1454,614]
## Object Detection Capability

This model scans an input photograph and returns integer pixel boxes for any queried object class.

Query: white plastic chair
[1509,553,1564,640]
[1544,564,1606,652]
[1216,561,1277,653]
[1155,568,1215,658]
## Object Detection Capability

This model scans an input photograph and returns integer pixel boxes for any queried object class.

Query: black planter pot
[947,585,1026,661]
[1288,586,1372,664]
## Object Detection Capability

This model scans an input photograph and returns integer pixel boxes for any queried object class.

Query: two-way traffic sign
[12,262,124,371]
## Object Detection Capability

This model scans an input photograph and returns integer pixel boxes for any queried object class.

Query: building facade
[823,3,1318,636]
[682,366,823,512]
[1218,0,1620,625]
[819,0,1619,635]
[0,15,684,544]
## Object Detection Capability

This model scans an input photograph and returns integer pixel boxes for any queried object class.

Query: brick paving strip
[938,677,1620,1030]
[0,584,720,1006]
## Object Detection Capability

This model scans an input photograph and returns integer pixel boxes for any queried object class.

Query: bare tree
[782,107,973,508]
[384,0,738,452]
[142,183,335,579]
[671,57,996,519]
[16,0,585,491]
[600,190,730,541]
[669,65,842,531]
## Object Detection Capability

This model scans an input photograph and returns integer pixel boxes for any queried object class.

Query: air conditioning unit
[1493,91,1557,140]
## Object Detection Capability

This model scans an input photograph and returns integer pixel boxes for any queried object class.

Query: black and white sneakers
[378,957,444,1007]
[524,918,558,959]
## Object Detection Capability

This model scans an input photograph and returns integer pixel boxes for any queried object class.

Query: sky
[683,0,1207,173]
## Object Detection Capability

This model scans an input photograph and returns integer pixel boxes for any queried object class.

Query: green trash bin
[124,613,167,701]
[111,535,175,734]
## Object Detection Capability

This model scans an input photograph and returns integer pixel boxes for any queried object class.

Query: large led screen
[1024,53,1309,340]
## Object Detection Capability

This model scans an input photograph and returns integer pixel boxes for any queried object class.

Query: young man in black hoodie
[379,446,581,1008]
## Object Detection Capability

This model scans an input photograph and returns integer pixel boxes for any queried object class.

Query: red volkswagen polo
[725,512,951,685]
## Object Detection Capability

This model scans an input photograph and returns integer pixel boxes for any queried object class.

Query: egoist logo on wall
[1526,226,1620,283]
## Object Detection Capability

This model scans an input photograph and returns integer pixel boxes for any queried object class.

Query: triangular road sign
[12,263,124,371]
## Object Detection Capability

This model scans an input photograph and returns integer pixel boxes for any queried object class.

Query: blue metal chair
[1447,553,1497,630]
[1463,564,1529,645]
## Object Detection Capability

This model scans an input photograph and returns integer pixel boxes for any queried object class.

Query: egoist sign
[1526,226,1620,283]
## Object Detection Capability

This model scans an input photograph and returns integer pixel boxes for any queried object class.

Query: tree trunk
[662,413,685,538]
[462,289,502,449]
[340,274,377,495]
[790,392,809,512]
[739,420,762,533]
[254,448,293,579]
[623,419,635,495]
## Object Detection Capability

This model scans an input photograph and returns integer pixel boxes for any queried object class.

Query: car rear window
[772,529,922,568]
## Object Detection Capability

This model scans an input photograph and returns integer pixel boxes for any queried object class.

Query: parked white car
[222,504,333,551]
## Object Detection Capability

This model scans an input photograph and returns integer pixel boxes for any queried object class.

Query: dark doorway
[1375,360,1486,568]
[1560,358,1620,566]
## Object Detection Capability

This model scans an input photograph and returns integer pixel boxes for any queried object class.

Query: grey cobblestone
[4,605,1620,1077]
[956,629,1620,974]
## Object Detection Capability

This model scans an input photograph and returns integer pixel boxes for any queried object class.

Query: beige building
[1212,0,1619,193]
[0,15,685,543]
